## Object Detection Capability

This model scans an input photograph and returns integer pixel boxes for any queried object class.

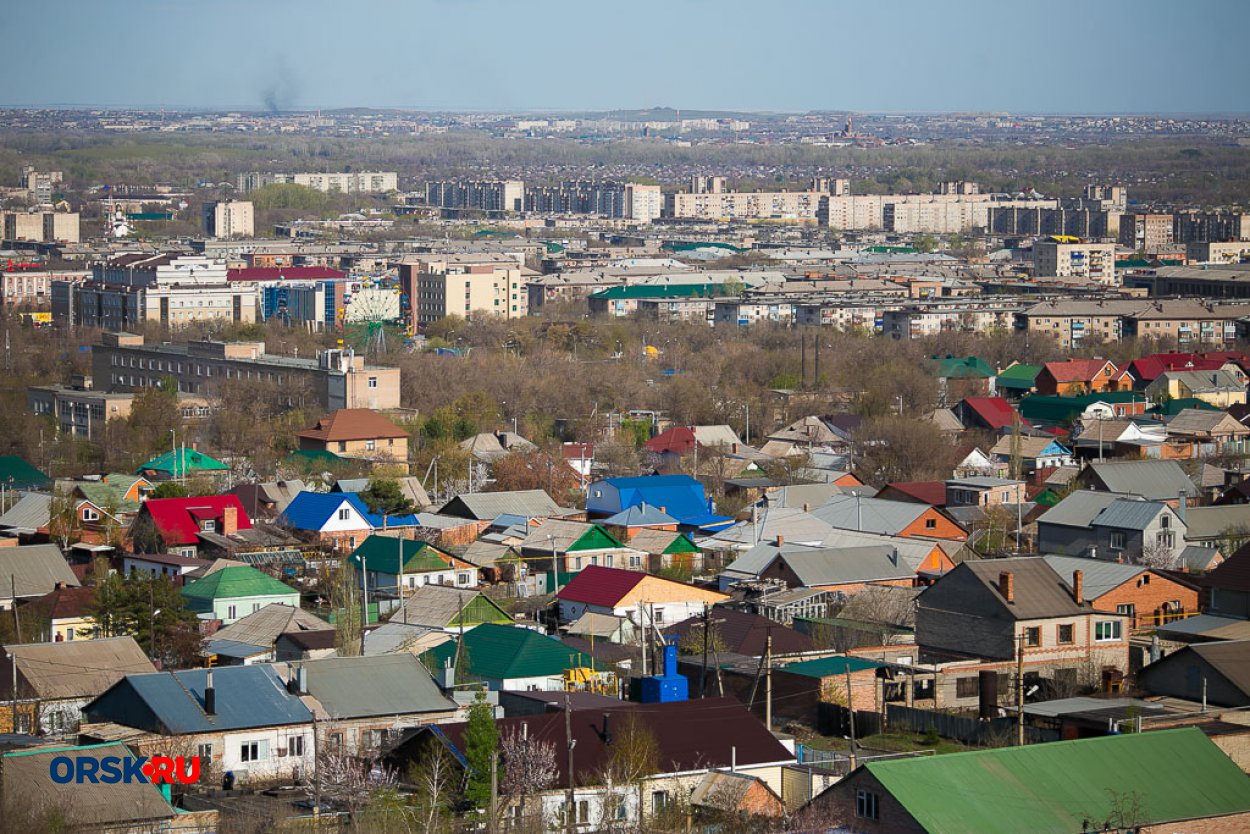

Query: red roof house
[1035,359,1133,396]
[227,267,346,282]
[954,397,1021,431]
[131,496,252,552]
[875,482,949,506]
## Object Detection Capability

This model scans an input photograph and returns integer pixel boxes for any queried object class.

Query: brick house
[297,408,410,471]
[1034,359,1133,397]
[1041,555,1198,631]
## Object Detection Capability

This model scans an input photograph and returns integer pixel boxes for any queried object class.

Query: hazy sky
[7,0,1249,113]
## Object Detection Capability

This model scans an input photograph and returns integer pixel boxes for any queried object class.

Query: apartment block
[1,270,88,308]
[1019,299,1250,349]
[23,167,62,205]
[2,211,80,243]
[988,206,1120,239]
[668,189,827,220]
[1119,213,1174,251]
[525,181,635,218]
[90,333,400,410]
[1174,211,1250,243]
[1032,239,1117,285]
[425,180,525,214]
[237,171,398,194]
[399,256,526,329]
[623,183,663,222]
[1186,241,1250,264]
[202,200,255,239]
[820,193,1057,233]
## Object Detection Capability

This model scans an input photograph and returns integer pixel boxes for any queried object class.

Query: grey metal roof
[0,491,50,533]
[720,541,786,581]
[1040,555,1150,600]
[210,603,329,648]
[1181,505,1250,541]
[1178,545,1224,572]
[1154,615,1250,640]
[778,545,915,587]
[819,528,945,573]
[363,621,451,656]
[294,654,456,719]
[204,638,271,659]
[762,483,843,509]
[1022,696,1158,719]
[0,544,80,600]
[810,495,934,536]
[441,489,566,520]
[392,585,500,629]
[87,665,312,734]
[1037,490,1131,528]
[1091,498,1169,531]
[1084,460,1199,500]
[707,507,834,549]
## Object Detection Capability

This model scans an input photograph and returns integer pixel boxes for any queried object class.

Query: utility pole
[764,633,773,733]
[700,603,710,698]
[360,554,369,657]
[814,336,821,388]
[1016,632,1026,746]
[800,332,807,389]
[488,750,499,834]
[845,661,858,770]
[312,715,321,817]
[564,692,576,834]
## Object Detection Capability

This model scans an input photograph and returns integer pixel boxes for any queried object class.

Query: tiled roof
[298,408,408,442]
[555,565,646,608]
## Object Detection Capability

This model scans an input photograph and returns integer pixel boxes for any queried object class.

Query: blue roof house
[276,491,421,553]
[586,475,733,531]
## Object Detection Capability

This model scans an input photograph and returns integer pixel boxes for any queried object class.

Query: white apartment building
[1032,239,1117,285]
[624,183,662,222]
[202,200,255,239]
[819,193,1057,233]
[237,171,398,194]
[667,189,827,220]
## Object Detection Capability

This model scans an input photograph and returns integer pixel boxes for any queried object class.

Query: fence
[885,704,1058,746]
[795,745,935,776]
[817,702,883,738]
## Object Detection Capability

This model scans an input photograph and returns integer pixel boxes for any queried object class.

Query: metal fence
[885,704,1059,746]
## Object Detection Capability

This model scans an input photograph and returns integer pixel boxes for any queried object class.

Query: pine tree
[462,691,499,809]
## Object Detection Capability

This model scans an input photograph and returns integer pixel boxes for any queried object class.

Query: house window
[365,439,376,451]
[1095,621,1122,642]
[65,628,75,641]
[240,741,262,762]
[1116,604,1136,621]
[956,676,979,698]
[855,789,880,821]
[1109,531,1126,550]
[925,518,937,529]
[629,555,642,568]
[576,800,590,823]
[338,508,351,521]
[82,507,99,522]
[15,714,30,733]
[227,605,237,620]
[368,376,378,389]
[1057,624,1074,644]
[653,608,665,623]
[651,791,669,814]
[363,730,384,750]
[1024,627,1041,647]
[457,572,471,585]
[197,743,213,762]
[1160,515,1170,529]
[202,519,216,532]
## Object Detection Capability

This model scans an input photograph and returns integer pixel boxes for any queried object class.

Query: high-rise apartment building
[1032,239,1117,285]
[425,180,525,214]
[237,172,398,194]
[399,256,527,329]
[1119,213,1174,251]
[2,211,80,243]
[23,167,62,206]
[202,200,255,239]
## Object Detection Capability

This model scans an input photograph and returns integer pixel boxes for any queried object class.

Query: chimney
[222,505,238,536]
[204,669,216,716]
[1072,570,1084,605]
[600,712,613,744]
[776,534,785,546]
[1177,491,1187,524]
[999,571,1015,603]
[732,443,739,454]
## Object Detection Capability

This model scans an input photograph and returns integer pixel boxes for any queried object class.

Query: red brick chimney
[1072,570,1084,605]
[776,534,785,546]
[222,505,239,536]
[999,571,1014,603]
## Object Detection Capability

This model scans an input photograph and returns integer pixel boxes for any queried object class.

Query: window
[577,800,590,823]
[925,518,937,529]
[629,555,642,568]
[368,376,378,388]
[15,714,30,733]
[1057,624,1074,644]
[956,676,979,698]
[363,729,384,750]
[1024,627,1041,647]
[457,572,471,585]
[202,519,216,532]
[365,439,376,451]
[855,789,880,820]
[1160,514,1170,529]
[65,628,75,641]
[1116,603,1136,621]
[1095,621,1122,642]
[338,508,351,521]
[1109,531,1126,550]
[651,791,669,814]
[227,605,237,620]
[81,507,99,522]
[240,741,261,762]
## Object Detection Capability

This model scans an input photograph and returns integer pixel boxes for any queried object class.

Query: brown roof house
[914,557,1131,708]
[297,408,410,472]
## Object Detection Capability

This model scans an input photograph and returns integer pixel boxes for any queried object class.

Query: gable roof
[85,665,313,734]
[298,408,409,442]
[879,482,948,505]
[1041,358,1125,384]
[332,476,430,509]
[1080,460,1199,500]
[422,623,585,680]
[959,397,1019,430]
[1152,368,1246,392]
[136,447,228,477]
[666,607,814,656]
[776,544,916,587]
[1037,491,1129,528]
[857,728,1250,834]
[932,355,993,379]
[994,363,1041,389]
[0,491,51,534]
[919,557,1091,621]
[811,495,957,537]
[0,544,80,600]
[392,585,513,629]
[439,489,564,521]
[180,565,296,602]
[1039,555,1156,599]
[141,495,253,546]
[988,435,1071,460]
[519,519,629,554]
[211,603,329,647]
[1207,543,1250,592]
[601,503,680,528]
[0,455,51,490]
[1167,409,1250,437]
[347,535,461,576]
[555,565,646,607]
[588,475,733,530]
[3,637,155,700]
[293,654,455,718]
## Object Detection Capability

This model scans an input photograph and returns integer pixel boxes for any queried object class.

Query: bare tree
[500,727,559,828]
[310,741,397,828]
[407,745,460,834]
[597,714,660,830]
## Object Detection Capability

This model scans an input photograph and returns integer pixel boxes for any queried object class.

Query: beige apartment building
[1032,239,1117,285]
[89,333,401,410]
[668,189,828,220]
[1019,300,1143,349]
[1019,299,1250,349]
[237,171,398,194]
[1185,241,1250,264]
[2,211,81,243]
[819,193,1057,233]
[28,376,211,439]
[623,183,663,222]
[399,256,527,329]
[202,200,255,239]
[1119,213,1174,251]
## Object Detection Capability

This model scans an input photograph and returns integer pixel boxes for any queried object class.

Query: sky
[6,0,1249,114]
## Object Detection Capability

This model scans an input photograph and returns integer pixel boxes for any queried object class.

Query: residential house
[227,479,307,520]
[988,435,1074,479]
[297,408,410,470]
[757,543,918,598]
[32,583,96,641]
[555,564,728,626]
[459,431,537,463]
[1137,641,1250,706]
[66,473,152,544]
[761,482,846,510]
[1179,504,1250,550]
[208,603,332,662]
[797,728,1250,834]
[1037,492,1183,562]
[517,519,643,586]
[390,584,514,632]
[620,528,704,574]
[1020,391,1148,427]
[281,655,457,755]
[810,495,968,541]
[389,698,794,831]
[945,477,1027,507]
[0,455,50,490]
[347,535,478,600]
[1206,545,1250,619]
[994,362,1041,400]
[915,557,1131,703]
[122,551,213,579]
[0,637,155,737]
[1040,554,1198,630]
[1074,459,1199,506]
[135,447,229,482]
[665,607,814,657]
[875,482,949,506]
[759,415,858,459]
[1,743,201,833]
[181,565,300,625]
[0,492,51,541]
[562,442,595,488]
[277,490,419,553]
[952,397,1021,431]
[952,447,1005,478]
[331,476,431,509]
[83,665,315,786]
[1034,359,1132,397]
[644,424,744,458]
[1164,408,1250,457]
[586,475,734,531]
[1146,369,1248,407]
[931,355,995,400]
[129,495,252,558]
[0,544,79,609]
[421,622,606,691]
[706,508,837,560]
[437,489,570,522]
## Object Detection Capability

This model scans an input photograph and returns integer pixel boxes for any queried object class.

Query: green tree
[148,482,188,499]
[462,691,500,809]
[89,573,201,666]
[359,477,417,520]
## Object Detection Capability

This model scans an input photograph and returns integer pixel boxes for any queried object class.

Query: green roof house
[931,355,994,379]
[181,565,300,625]
[137,449,229,481]
[994,363,1041,398]
[801,727,1250,833]
[347,535,479,595]
[0,456,50,491]
[422,622,589,690]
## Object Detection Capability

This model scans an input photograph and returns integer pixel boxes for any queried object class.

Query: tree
[88,573,201,666]
[47,486,81,550]
[462,691,500,810]
[359,478,417,519]
[488,450,583,503]
[598,713,660,828]
[407,745,460,834]
[499,726,559,827]
[148,481,188,499]
[310,741,396,828]
[331,561,363,658]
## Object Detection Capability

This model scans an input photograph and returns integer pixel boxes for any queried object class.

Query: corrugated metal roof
[1039,555,1148,599]
[422,623,584,681]
[180,565,297,602]
[779,545,915,586]
[781,655,884,678]
[708,507,835,549]
[1182,505,1250,540]
[810,495,933,536]
[5,637,155,700]
[0,544,80,600]
[295,654,455,718]
[864,728,1250,834]
[1090,497,1168,531]
[392,585,512,629]
[0,491,50,532]
[1036,490,1128,528]
[211,603,329,648]
[921,557,1091,621]
[440,489,564,520]
[1084,460,1198,500]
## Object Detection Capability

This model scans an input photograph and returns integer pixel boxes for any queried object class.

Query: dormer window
[201,519,216,532]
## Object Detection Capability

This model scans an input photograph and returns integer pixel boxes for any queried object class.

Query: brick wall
[1091,572,1198,630]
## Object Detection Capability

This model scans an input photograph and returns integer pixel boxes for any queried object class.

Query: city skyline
[7,0,1250,114]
